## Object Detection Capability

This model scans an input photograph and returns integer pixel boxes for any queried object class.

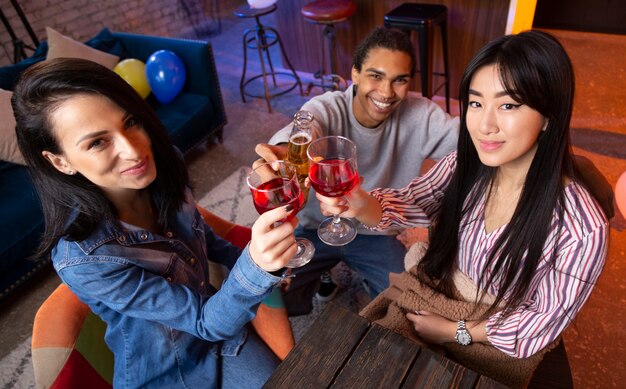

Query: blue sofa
[0,29,227,300]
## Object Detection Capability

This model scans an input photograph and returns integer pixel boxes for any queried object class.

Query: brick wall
[0,0,227,67]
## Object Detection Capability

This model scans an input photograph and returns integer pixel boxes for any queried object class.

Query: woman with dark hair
[316,30,607,386]
[13,58,297,388]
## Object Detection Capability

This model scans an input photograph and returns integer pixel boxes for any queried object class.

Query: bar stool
[301,0,356,96]
[235,3,303,113]
[384,3,450,113]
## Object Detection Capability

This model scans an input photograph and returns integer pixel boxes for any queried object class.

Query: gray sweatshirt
[270,85,459,235]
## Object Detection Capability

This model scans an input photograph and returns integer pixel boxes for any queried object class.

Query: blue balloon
[145,50,187,104]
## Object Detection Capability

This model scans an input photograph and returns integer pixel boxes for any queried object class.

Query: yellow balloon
[113,59,151,99]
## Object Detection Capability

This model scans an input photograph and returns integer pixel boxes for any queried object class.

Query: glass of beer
[287,110,314,203]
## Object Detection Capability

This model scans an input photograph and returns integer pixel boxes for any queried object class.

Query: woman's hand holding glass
[247,160,315,268]
[314,177,383,228]
[248,205,299,273]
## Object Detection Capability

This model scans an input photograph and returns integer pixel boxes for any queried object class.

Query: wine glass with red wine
[246,160,315,268]
[307,136,358,246]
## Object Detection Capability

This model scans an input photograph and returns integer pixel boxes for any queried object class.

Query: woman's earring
[67,170,75,175]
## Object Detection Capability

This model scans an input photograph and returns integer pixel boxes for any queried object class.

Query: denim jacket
[52,190,281,388]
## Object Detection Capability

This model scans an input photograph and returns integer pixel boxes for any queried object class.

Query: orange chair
[32,284,113,388]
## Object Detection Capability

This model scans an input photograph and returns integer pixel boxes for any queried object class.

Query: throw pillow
[0,88,26,165]
[85,28,129,59]
[46,27,120,69]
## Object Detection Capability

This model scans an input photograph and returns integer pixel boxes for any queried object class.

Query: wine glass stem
[330,214,343,234]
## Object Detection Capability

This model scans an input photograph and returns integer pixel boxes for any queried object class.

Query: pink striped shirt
[370,152,608,358]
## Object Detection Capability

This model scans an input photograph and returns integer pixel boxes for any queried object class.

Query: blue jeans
[282,227,407,316]
[221,327,280,388]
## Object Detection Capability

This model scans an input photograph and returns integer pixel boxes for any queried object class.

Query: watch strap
[455,319,472,346]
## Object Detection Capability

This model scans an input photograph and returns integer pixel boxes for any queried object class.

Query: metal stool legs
[417,23,434,99]
[441,20,450,113]
[416,22,450,112]
[305,23,348,96]
[384,4,450,113]
[239,18,303,113]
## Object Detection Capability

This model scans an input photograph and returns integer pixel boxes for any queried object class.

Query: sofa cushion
[84,28,129,59]
[46,27,120,69]
[0,161,46,297]
[153,93,214,153]
[0,89,25,165]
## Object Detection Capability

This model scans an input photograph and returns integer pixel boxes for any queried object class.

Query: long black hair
[418,30,577,320]
[12,58,189,259]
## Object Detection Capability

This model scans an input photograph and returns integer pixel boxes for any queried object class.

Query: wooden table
[264,303,508,389]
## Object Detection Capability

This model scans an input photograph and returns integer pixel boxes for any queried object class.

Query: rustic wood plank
[264,303,369,389]
[474,375,510,389]
[332,323,421,388]
[401,346,479,389]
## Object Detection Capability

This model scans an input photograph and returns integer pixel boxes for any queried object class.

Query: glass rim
[307,135,357,165]
[246,160,298,192]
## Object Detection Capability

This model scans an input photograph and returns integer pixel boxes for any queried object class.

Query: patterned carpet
[0,337,32,388]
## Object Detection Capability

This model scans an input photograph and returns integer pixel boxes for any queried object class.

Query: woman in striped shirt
[315,30,608,383]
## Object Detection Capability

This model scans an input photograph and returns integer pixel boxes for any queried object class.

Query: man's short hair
[352,27,416,75]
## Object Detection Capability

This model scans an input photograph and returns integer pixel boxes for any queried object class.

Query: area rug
[198,166,256,228]
[0,335,34,388]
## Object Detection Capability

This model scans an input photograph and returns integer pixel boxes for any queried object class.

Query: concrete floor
[0,20,624,388]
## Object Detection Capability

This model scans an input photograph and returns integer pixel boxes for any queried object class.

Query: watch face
[456,330,471,346]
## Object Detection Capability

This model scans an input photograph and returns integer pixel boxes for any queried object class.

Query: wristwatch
[455,319,472,346]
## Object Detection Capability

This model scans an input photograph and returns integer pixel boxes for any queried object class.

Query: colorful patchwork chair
[31,283,113,388]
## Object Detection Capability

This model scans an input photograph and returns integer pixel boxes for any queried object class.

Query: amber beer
[288,132,312,177]
[288,132,312,202]
[287,111,314,202]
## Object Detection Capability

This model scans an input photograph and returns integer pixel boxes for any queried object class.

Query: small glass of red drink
[246,160,314,268]
[307,136,358,246]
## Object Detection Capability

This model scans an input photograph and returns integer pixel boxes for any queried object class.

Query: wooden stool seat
[301,0,357,24]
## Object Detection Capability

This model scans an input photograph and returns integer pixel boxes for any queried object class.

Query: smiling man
[255,27,460,316]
